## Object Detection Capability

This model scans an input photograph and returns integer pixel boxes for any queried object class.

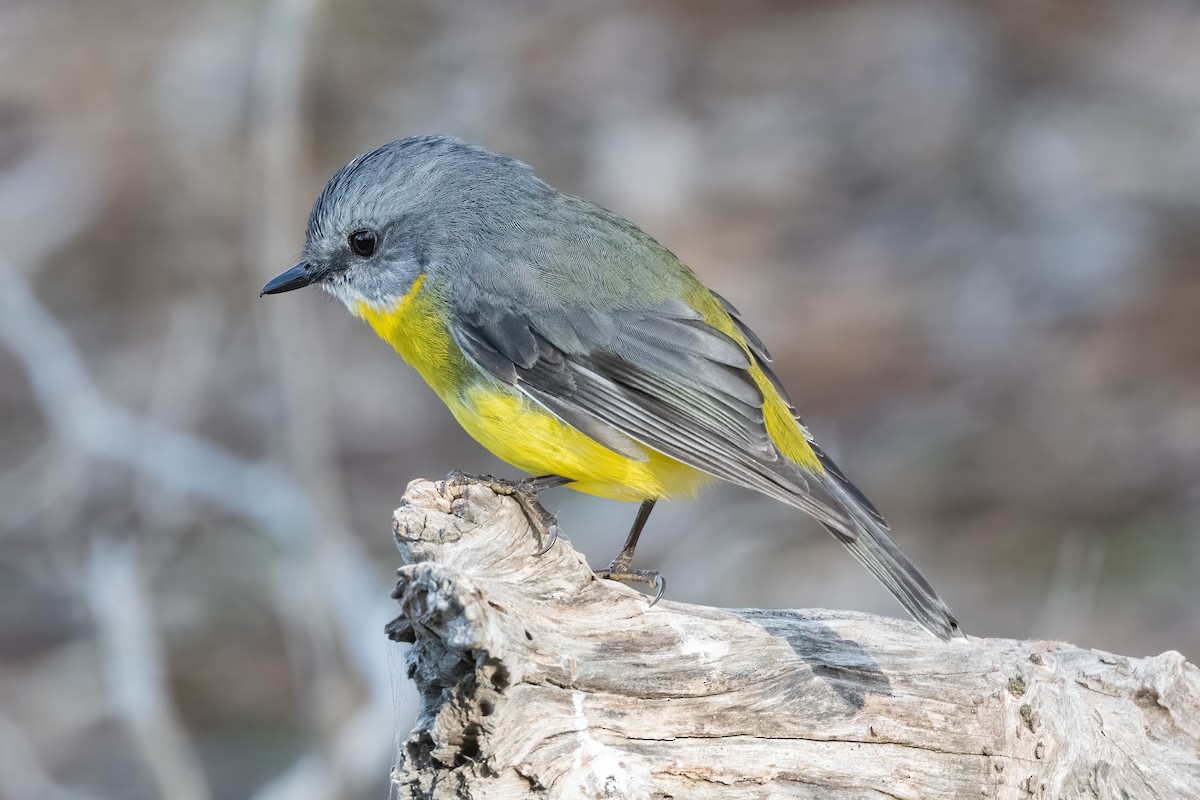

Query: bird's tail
[802,449,965,642]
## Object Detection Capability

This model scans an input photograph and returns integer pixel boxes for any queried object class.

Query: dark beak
[260,263,315,296]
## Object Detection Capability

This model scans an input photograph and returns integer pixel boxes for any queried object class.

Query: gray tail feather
[821,518,964,642]
[812,468,964,642]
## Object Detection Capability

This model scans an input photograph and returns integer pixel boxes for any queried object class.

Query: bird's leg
[595,498,665,606]
[441,471,572,554]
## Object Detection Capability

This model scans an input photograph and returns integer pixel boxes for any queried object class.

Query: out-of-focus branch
[86,539,211,800]
[0,249,402,800]
[0,253,321,800]
[0,255,312,538]
[0,129,331,800]
[242,0,407,796]
[134,298,227,531]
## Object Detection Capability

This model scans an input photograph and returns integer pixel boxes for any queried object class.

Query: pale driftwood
[385,478,1200,800]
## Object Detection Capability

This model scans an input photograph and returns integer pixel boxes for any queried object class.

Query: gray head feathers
[298,136,557,308]
[305,135,544,247]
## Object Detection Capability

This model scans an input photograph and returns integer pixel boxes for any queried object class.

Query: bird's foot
[595,555,667,608]
[440,471,567,555]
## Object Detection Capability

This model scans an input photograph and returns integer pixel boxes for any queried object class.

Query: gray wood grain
[386,479,1200,800]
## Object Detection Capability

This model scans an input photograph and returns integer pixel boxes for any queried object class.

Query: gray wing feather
[452,282,852,528]
[815,459,964,641]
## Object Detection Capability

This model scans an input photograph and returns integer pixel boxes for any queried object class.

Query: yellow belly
[448,382,712,501]
[354,279,710,501]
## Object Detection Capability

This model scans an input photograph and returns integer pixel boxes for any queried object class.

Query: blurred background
[2,0,1198,797]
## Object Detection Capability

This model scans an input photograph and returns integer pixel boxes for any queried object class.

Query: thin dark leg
[596,498,666,606]
[440,471,573,554]
[610,498,656,572]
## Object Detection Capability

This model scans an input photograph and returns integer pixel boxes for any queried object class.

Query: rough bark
[385,479,1200,800]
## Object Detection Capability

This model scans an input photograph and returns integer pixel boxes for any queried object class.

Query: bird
[261,135,964,641]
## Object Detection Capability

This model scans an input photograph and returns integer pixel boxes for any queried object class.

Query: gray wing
[451,278,854,530]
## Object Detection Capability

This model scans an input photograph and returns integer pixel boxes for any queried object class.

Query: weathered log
[386,478,1200,799]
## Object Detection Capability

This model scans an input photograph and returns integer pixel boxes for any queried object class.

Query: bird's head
[260,135,542,311]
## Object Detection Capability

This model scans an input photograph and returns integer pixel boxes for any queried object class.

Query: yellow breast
[355,275,469,397]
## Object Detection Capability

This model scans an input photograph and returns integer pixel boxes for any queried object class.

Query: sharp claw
[595,569,667,606]
[535,523,559,556]
[647,574,666,608]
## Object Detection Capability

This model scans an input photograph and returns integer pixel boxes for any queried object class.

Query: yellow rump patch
[685,286,823,473]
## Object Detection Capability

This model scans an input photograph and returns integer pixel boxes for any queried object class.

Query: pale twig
[86,538,212,800]
[133,297,227,532]
[0,138,103,533]
[0,251,329,798]
[0,255,312,537]
[242,0,404,796]
[0,249,402,798]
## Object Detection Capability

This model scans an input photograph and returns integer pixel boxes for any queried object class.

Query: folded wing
[450,272,963,640]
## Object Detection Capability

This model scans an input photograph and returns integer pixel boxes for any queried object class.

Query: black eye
[348,229,377,257]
